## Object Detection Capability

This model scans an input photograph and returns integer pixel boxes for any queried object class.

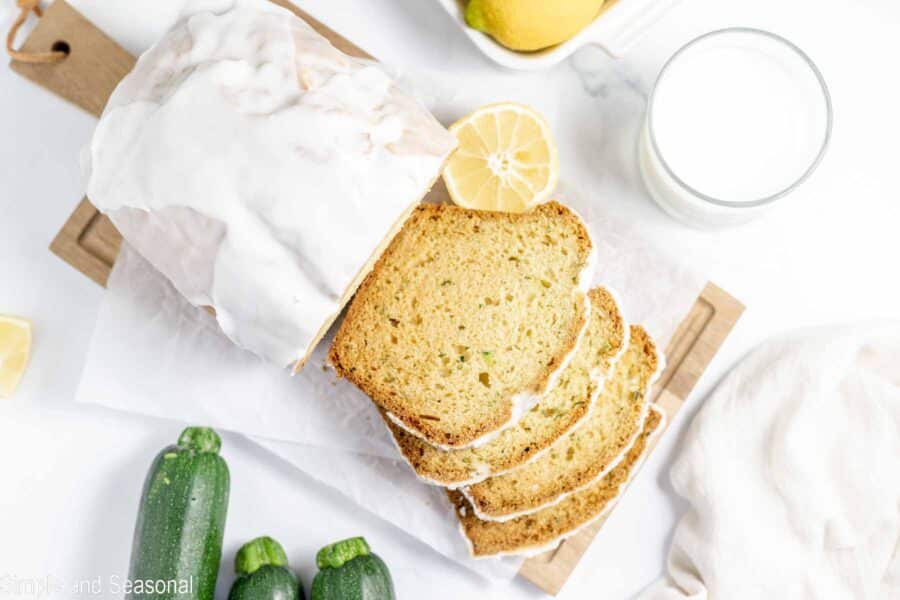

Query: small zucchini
[229,536,304,600]
[311,537,395,600]
[127,427,230,600]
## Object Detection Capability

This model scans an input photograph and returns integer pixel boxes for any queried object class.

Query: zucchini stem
[178,426,222,454]
[316,537,371,569]
[235,536,289,576]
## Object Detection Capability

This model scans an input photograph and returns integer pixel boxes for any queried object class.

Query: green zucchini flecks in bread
[386,287,627,485]
[460,326,660,520]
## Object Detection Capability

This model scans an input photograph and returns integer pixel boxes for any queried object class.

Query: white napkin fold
[641,324,900,600]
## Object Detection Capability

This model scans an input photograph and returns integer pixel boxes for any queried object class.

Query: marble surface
[1,0,899,598]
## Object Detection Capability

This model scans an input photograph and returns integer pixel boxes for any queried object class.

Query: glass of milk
[639,28,832,228]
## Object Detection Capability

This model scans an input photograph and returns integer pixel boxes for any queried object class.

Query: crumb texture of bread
[386,287,627,485]
[329,201,594,448]
[451,405,665,557]
[460,325,659,519]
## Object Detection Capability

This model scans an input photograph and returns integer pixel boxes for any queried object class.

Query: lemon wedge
[443,103,559,213]
[0,315,32,398]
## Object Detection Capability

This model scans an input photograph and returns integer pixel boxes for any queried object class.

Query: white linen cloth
[641,324,900,600]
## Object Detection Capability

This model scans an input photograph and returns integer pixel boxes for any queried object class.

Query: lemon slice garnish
[443,103,559,213]
[0,315,32,398]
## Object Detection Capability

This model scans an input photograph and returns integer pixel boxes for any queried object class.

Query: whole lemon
[465,0,606,52]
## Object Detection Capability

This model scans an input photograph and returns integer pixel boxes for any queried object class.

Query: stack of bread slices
[329,201,666,557]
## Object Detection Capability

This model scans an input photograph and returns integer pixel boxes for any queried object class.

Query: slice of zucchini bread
[329,201,595,448]
[385,287,628,486]
[459,325,662,520]
[449,405,666,557]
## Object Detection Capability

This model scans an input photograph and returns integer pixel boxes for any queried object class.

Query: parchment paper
[76,70,703,580]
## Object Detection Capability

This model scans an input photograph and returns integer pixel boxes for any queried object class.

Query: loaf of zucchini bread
[86,0,456,369]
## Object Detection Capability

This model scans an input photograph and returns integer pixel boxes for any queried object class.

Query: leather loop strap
[7,0,67,63]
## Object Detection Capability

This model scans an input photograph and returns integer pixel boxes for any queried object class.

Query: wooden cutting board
[11,1,744,594]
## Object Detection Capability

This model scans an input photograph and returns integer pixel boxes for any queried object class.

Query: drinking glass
[639,28,832,228]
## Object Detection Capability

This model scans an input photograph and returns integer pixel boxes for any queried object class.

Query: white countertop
[2,0,898,598]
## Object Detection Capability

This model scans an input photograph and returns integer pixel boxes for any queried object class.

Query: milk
[639,29,831,228]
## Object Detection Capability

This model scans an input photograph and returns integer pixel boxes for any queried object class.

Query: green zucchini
[310,537,395,600]
[228,536,304,600]
[127,426,230,600]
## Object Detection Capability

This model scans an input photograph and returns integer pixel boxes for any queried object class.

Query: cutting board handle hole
[51,40,70,57]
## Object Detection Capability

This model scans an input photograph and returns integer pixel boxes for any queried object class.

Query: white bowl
[435,0,681,70]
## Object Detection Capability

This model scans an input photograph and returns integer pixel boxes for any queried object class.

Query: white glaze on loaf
[86,0,456,366]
